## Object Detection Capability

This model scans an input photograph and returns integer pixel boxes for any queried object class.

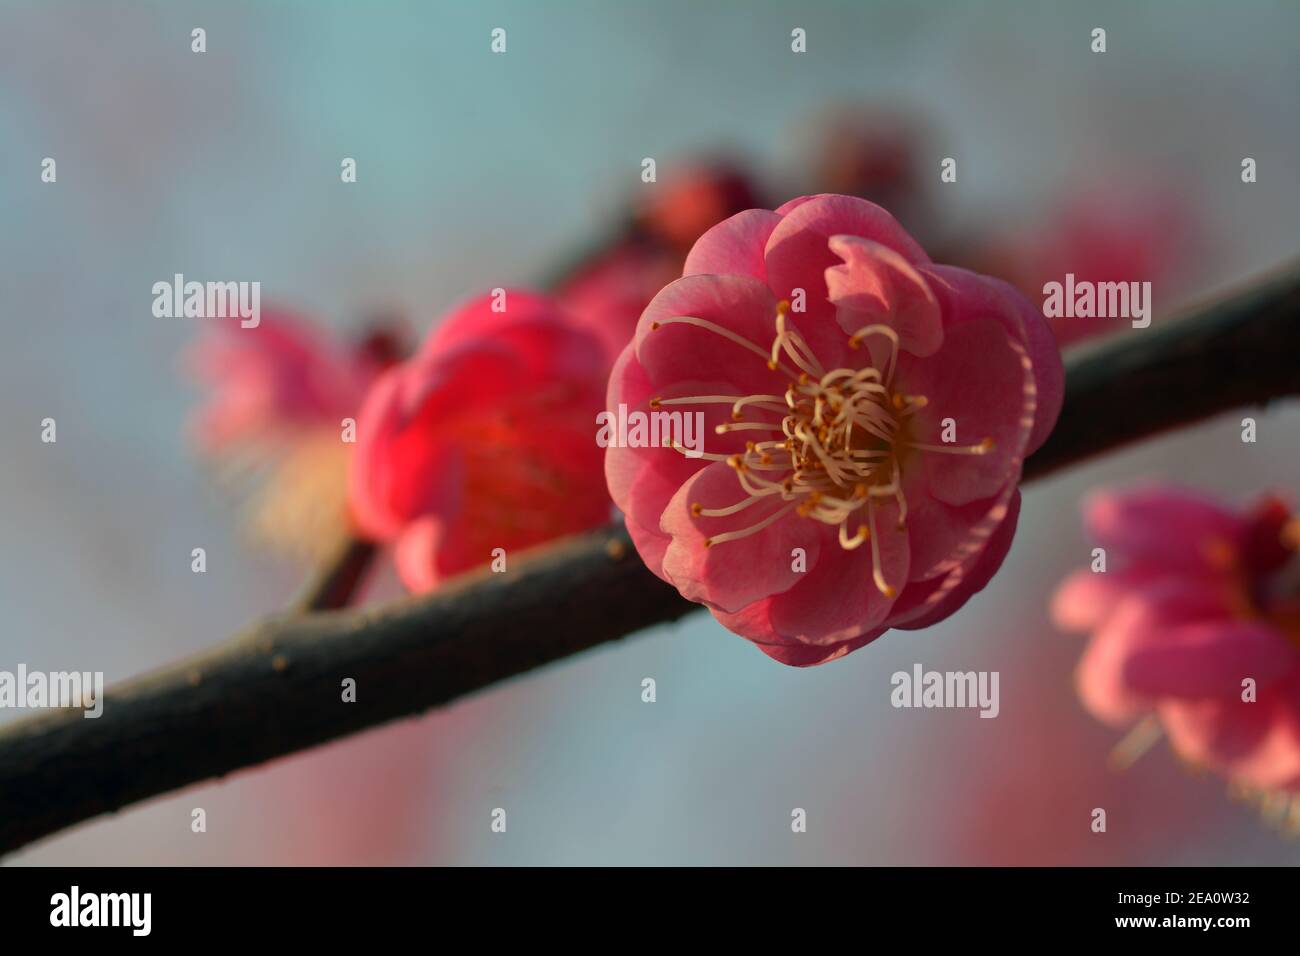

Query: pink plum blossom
[187,307,399,451]
[636,161,759,253]
[348,290,610,593]
[605,194,1064,665]
[1053,486,1300,791]
[185,308,404,559]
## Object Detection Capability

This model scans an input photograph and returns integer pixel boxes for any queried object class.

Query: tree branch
[294,537,377,612]
[1022,259,1300,480]
[2,260,1298,855]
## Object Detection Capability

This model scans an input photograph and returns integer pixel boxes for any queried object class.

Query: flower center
[1210,509,1300,648]
[648,301,993,597]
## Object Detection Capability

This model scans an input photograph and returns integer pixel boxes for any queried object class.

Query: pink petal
[605,347,773,580]
[715,589,885,665]
[750,630,883,667]
[902,483,1012,581]
[1050,568,1132,633]
[920,265,1063,455]
[764,196,930,316]
[825,235,943,357]
[998,277,1063,456]
[897,317,1032,506]
[682,209,783,281]
[634,274,785,398]
[348,366,466,539]
[1083,485,1245,570]
[1122,620,1296,699]
[1075,595,1159,726]
[393,515,444,594]
[559,244,680,366]
[422,288,560,356]
[893,490,1021,631]
[716,502,910,645]
[659,463,824,613]
[1074,583,1234,725]
[1160,687,1300,789]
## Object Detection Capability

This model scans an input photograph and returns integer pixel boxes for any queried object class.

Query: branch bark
[2,260,1298,856]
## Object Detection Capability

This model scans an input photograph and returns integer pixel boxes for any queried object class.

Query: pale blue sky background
[2,0,1298,864]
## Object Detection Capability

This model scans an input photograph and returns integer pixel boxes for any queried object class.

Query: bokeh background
[2,0,1298,865]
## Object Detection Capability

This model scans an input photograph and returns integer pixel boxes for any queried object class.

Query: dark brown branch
[1023,259,1300,480]
[294,537,377,612]
[0,528,686,856]
[2,260,1299,856]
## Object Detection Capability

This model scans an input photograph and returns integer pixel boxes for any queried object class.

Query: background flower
[185,308,405,560]
[348,290,611,592]
[966,186,1204,347]
[1053,486,1300,792]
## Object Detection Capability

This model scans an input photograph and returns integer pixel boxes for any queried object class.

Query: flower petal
[898,317,1032,506]
[683,209,783,281]
[1083,485,1245,570]
[659,462,824,613]
[1122,620,1295,699]
[634,274,784,397]
[920,265,1063,455]
[1160,685,1300,789]
[716,502,910,645]
[825,235,943,357]
[893,490,1021,631]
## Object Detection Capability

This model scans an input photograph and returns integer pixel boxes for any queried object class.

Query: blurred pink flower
[799,105,929,236]
[348,290,610,592]
[973,190,1200,347]
[606,194,1063,665]
[185,308,405,559]
[1053,486,1300,790]
[560,162,761,366]
[636,161,760,253]
[558,242,682,366]
[188,307,399,450]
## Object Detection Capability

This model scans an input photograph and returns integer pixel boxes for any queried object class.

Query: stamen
[668,442,731,462]
[839,520,870,550]
[696,494,770,518]
[1108,716,1164,771]
[703,502,797,548]
[866,498,896,598]
[846,323,900,384]
[771,309,826,380]
[653,315,798,377]
[907,437,995,455]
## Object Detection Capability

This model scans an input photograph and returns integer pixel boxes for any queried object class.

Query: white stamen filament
[704,502,797,548]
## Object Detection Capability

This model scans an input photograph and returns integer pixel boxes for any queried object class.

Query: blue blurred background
[2,0,1298,864]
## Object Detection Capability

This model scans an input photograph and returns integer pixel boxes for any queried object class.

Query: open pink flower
[1053,486,1300,791]
[606,194,1063,665]
[348,290,610,593]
